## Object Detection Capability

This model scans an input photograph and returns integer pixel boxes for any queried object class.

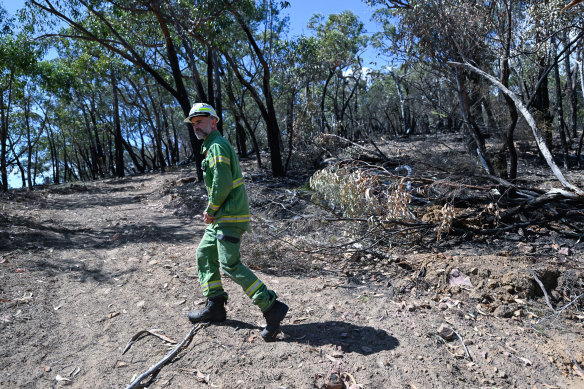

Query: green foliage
[307,10,368,71]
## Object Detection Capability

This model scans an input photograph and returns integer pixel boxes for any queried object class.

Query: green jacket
[201,131,250,231]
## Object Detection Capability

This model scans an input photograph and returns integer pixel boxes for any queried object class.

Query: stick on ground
[124,324,207,389]
[122,329,177,355]
[452,329,472,361]
[530,270,557,314]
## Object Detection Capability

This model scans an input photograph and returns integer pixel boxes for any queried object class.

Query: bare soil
[1,139,584,389]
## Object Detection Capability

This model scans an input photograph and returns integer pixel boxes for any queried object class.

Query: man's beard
[194,128,208,140]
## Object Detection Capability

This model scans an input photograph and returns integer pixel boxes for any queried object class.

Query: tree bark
[577,60,584,164]
[454,68,495,175]
[284,87,296,173]
[213,50,224,135]
[553,39,569,169]
[390,70,409,136]
[563,32,578,140]
[500,1,518,179]
[230,10,283,176]
[320,70,334,133]
[207,47,215,107]
[217,42,283,176]
[0,74,13,191]
[111,69,125,177]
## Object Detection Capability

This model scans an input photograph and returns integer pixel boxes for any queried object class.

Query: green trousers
[196,225,276,312]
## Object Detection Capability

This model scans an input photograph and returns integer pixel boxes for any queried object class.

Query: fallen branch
[122,329,178,355]
[555,292,584,316]
[322,133,387,160]
[124,324,207,389]
[530,270,557,314]
[448,61,584,197]
[369,139,389,160]
[452,329,472,361]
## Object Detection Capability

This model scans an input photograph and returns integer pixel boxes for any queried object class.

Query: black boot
[261,301,288,341]
[188,295,227,323]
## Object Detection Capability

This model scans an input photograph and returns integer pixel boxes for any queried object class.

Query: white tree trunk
[449,61,583,196]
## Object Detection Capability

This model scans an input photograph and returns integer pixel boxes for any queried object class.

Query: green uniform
[196,131,276,312]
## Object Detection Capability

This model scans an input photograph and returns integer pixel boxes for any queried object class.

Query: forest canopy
[0,0,583,197]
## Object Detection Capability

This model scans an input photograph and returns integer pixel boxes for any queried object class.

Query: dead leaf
[55,375,70,382]
[248,334,258,342]
[558,247,571,256]
[293,317,308,324]
[116,361,128,368]
[111,233,120,242]
[15,268,26,273]
[520,357,532,366]
[147,330,177,344]
[196,370,209,383]
[0,257,9,264]
[174,299,186,306]
[326,354,342,363]
[107,312,120,319]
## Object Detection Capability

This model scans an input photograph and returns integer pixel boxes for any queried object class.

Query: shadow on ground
[13,257,138,284]
[210,319,399,355]
[1,215,196,252]
[281,321,399,355]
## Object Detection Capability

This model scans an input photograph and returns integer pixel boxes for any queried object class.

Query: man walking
[184,103,288,341]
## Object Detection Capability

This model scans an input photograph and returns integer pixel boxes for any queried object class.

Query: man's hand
[203,211,215,224]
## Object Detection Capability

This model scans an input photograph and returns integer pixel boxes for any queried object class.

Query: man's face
[191,116,216,140]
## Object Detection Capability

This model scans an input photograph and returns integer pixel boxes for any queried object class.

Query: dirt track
[1,168,583,388]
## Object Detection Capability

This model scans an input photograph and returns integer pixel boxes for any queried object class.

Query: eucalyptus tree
[370,0,584,179]
[369,0,500,175]
[270,36,317,171]
[172,0,290,176]
[0,18,43,190]
[517,1,584,167]
[26,0,203,174]
[306,11,368,135]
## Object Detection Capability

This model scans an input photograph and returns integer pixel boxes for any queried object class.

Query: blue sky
[283,0,377,35]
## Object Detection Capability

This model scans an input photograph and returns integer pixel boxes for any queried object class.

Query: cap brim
[184,113,219,123]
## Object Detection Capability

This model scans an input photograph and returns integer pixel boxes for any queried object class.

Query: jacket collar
[201,130,221,154]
